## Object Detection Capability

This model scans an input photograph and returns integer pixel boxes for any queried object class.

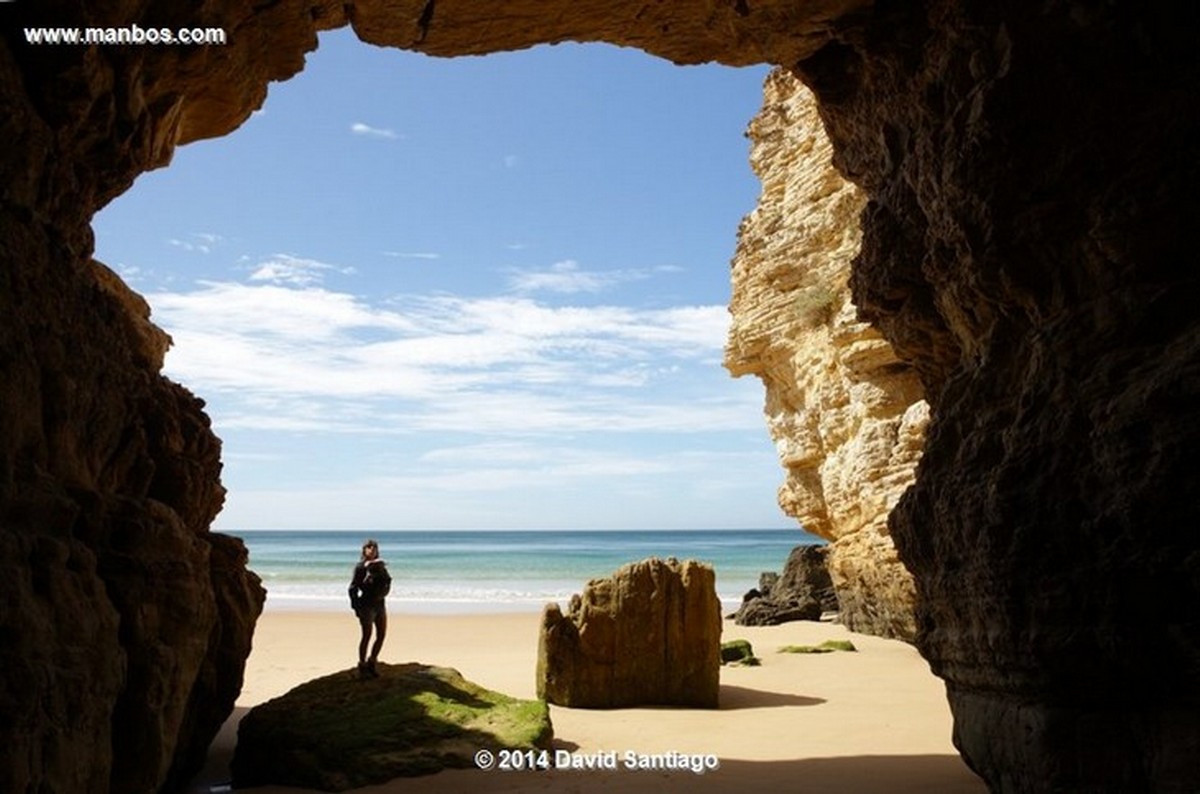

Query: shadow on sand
[717,683,826,709]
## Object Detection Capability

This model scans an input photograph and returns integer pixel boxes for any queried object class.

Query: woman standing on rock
[348,538,391,677]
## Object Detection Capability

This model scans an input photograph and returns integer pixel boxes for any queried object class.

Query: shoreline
[191,610,986,793]
[256,597,754,616]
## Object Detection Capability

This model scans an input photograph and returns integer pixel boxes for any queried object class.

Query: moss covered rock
[231,663,552,791]
[720,639,760,666]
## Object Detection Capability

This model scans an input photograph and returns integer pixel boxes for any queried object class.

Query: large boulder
[537,557,721,708]
[232,663,553,791]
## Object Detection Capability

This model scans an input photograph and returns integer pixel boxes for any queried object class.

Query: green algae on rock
[720,639,760,666]
[778,640,858,654]
[231,663,552,791]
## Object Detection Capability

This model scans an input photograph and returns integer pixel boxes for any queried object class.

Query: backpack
[363,560,392,600]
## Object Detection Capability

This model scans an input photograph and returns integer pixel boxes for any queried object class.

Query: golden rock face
[726,70,926,640]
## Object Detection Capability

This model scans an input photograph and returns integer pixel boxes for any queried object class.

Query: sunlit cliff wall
[726,70,927,640]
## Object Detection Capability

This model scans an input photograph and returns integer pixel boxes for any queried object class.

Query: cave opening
[11,4,1195,791]
[92,28,791,535]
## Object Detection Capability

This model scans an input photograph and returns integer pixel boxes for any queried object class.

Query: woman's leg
[358,612,372,666]
[368,609,387,668]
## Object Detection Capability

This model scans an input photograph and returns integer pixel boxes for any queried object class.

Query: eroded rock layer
[726,70,927,640]
[3,1,1198,792]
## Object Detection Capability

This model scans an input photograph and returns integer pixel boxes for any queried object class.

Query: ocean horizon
[234,528,822,614]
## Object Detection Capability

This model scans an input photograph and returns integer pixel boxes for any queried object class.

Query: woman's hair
[361,538,379,560]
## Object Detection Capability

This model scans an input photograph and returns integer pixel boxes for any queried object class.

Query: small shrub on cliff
[794,285,840,328]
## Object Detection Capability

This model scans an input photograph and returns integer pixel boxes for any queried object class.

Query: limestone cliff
[726,70,927,640]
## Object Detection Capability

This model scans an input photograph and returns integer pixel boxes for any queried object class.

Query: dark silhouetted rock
[735,597,823,626]
[537,557,721,708]
[0,249,264,793]
[232,663,552,791]
[734,544,837,626]
[777,544,839,612]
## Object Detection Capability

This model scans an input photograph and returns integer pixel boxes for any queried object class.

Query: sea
[235,529,822,614]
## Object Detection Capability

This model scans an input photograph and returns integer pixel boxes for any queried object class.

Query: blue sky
[92,28,792,531]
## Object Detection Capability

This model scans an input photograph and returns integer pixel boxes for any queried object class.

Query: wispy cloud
[350,122,398,140]
[168,232,223,254]
[383,251,441,260]
[247,253,354,286]
[147,266,755,437]
[505,259,661,295]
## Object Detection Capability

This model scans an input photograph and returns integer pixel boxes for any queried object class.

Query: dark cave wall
[795,2,1200,789]
[0,212,266,792]
[1,0,1198,792]
[0,19,266,791]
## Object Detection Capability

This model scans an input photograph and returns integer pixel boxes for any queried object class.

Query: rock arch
[2,1,1197,792]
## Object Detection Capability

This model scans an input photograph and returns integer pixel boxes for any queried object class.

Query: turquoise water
[235,529,821,613]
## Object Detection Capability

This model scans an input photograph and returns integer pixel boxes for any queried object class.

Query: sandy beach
[191,610,985,793]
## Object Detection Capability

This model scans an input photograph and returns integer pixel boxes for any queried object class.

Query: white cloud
[383,251,441,260]
[247,253,352,286]
[350,122,398,140]
[167,232,223,254]
[506,260,666,295]
[146,272,756,438]
[507,260,611,294]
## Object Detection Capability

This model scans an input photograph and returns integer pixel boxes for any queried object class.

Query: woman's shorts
[355,602,386,624]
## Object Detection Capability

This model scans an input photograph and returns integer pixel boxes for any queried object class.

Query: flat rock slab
[231,663,552,791]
